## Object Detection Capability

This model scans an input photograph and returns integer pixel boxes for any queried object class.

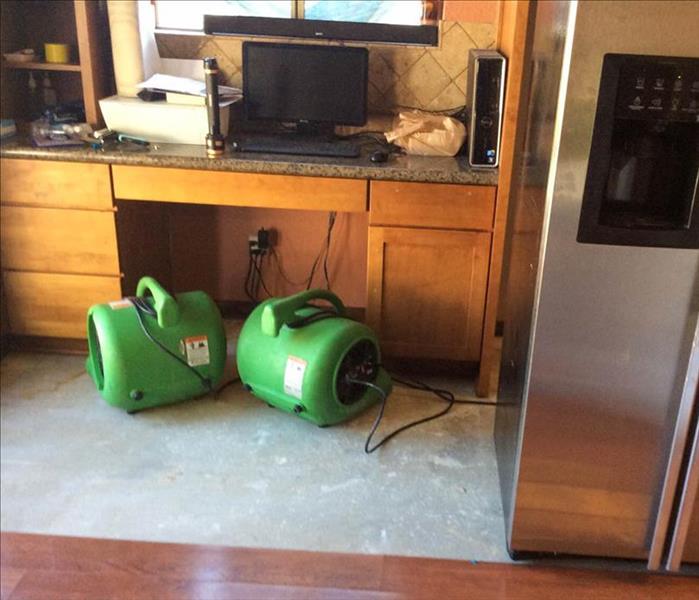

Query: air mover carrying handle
[261,289,345,337]
[136,276,180,328]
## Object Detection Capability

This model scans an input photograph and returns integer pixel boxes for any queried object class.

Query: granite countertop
[0,138,498,186]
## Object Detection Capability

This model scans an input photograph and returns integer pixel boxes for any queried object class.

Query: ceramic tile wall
[156,21,496,113]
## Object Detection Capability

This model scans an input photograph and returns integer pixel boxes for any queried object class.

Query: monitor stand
[294,121,335,138]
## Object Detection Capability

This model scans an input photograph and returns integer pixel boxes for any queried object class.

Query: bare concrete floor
[0,351,509,562]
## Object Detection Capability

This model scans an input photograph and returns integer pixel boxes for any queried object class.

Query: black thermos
[203,57,225,156]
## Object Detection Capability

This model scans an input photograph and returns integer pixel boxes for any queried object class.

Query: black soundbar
[204,15,438,46]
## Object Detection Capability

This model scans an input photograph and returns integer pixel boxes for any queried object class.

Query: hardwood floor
[1,532,697,599]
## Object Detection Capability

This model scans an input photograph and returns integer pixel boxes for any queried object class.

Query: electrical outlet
[257,228,271,251]
[248,227,274,256]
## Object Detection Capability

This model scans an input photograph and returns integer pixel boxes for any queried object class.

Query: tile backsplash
[156,21,495,114]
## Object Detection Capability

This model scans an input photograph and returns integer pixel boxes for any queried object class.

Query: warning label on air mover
[284,355,307,400]
[182,335,210,367]
[109,299,133,310]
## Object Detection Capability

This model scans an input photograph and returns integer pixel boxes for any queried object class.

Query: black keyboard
[234,134,360,158]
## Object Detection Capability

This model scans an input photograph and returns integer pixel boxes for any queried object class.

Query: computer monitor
[242,42,368,130]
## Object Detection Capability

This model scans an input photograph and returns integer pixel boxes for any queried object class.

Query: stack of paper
[137,73,242,106]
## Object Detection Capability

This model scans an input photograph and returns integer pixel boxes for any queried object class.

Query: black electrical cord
[245,254,253,300]
[337,130,387,139]
[337,131,391,146]
[391,376,499,407]
[130,297,212,392]
[131,296,156,317]
[305,248,324,291]
[244,254,257,303]
[346,374,498,454]
[245,247,273,303]
[336,132,405,159]
[215,376,241,398]
[264,211,337,293]
[348,377,454,454]
[244,214,336,299]
[271,247,313,287]
[286,308,341,329]
[322,211,337,290]
[251,254,261,299]
[305,211,336,291]
[395,103,467,116]
[252,253,273,297]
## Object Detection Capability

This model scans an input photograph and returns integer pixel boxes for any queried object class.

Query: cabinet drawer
[0,159,113,210]
[3,271,121,338]
[369,181,495,231]
[112,165,368,212]
[0,206,120,275]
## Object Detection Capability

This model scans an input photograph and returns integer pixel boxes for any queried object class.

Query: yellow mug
[44,43,70,64]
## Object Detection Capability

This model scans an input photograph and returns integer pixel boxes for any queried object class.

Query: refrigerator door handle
[667,417,699,571]
[648,317,699,570]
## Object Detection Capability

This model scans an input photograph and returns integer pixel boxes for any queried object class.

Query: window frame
[153,0,442,47]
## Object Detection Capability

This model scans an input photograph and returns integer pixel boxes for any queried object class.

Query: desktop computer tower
[467,49,506,168]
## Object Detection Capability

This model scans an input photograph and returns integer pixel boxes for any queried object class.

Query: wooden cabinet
[0,159,112,209]
[0,158,120,339]
[1,206,119,275]
[0,156,497,359]
[367,181,495,361]
[0,1,113,126]
[2,271,121,338]
[367,227,490,361]
[370,181,495,231]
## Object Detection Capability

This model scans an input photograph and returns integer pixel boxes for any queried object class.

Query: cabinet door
[367,227,491,361]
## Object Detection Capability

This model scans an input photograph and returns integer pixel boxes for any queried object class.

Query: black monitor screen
[243,42,368,126]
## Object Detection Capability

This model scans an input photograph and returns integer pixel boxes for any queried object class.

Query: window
[154,0,432,31]
[155,1,293,31]
[303,1,423,25]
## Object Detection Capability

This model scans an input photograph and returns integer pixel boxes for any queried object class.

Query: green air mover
[86,276,226,413]
[236,289,391,427]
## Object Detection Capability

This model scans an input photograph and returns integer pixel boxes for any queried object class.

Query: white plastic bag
[385,110,466,157]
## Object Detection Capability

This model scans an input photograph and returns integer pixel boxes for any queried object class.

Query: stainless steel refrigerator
[495,0,699,571]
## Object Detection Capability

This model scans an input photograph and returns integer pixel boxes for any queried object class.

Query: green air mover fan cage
[236,289,391,427]
[86,276,227,413]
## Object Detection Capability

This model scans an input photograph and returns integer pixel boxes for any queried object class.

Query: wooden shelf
[2,60,81,72]
[1,0,114,125]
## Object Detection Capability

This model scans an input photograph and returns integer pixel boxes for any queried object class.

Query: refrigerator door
[495,0,575,547]
[497,0,699,560]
